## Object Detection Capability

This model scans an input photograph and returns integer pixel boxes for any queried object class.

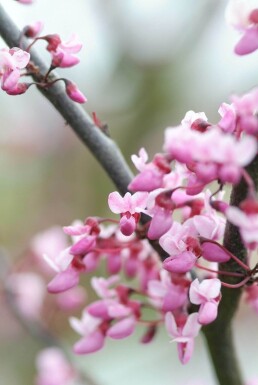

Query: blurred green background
[1,0,258,384]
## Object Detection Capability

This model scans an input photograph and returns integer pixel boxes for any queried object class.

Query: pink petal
[11,48,30,68]
[235,27,258,55]
[178,339,194,365]
[2,69,20,91]
[47,268,79,293]
[182,313,201,338]
[131,192,149,211]
[70,235,95,255]
[201,241,231,263]
[163,252,196,274]
[107,317,135,339]
[198,302,218,325]
[128,169,164,192]
[119,215,136,236]
[87,300,109,320]
[198,278,221,299]
[165,312,178,338]
[73,330,105,354]
[108,192,125,213]
[147,209,173,240]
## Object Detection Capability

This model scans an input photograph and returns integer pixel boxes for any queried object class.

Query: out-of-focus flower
[6,272,45,319]
[35,347,78,385]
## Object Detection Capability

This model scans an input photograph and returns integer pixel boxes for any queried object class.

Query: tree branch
[0,3,133,196]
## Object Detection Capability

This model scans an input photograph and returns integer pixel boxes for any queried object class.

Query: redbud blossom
[35,348,78,385]
[165,312,201,364]
[0,48,30,94]
[189,278,221,325]
[226,0,258,55]
[108,191,148,236]
[23,21,44,38]
[49,33,83,68]
[6,273,45,320]
[65,80,87,104]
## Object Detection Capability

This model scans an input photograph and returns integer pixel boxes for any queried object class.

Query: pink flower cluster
[35,88,258,364]
[0,7,86,103]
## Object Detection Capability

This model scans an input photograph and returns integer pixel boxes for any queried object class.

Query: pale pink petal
[165,312,179,338]
[2,69,20,91]
[189,279,203,305]
[11,48,30,68]
[107,317,136,339]
[198,302,218,325]
[108,303,132,318]
[108,192,126,213]
[182,313,201,338]
[178,339,194,365]
[131,148,148,171]
[59,34,82,54]
[198,278,221,299]
[131,192,149,211]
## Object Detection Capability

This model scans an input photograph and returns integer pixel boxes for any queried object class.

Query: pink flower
[160,222,199,273]
[129,149,171,192]
[50,33,83,68]
[165,312,201,364]
[24,21,44,38]
[91,275,119,299]
[31,226,68,274]
[35,348,77,385]
[164,118,257,185]
[70,311,104,354]
[0,47,30,93]
[189,278,221,325]
[147,269,188,312]
[6,273,45,320]
[218,103,237,133]
[226,0,258,55]
[231,88,258,135]
[108,191,148,236]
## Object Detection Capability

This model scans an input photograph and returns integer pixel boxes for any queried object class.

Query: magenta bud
[65,80,87,104]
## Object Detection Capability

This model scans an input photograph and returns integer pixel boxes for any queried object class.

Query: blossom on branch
[165,312,201,364]
[0,47,30,94]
